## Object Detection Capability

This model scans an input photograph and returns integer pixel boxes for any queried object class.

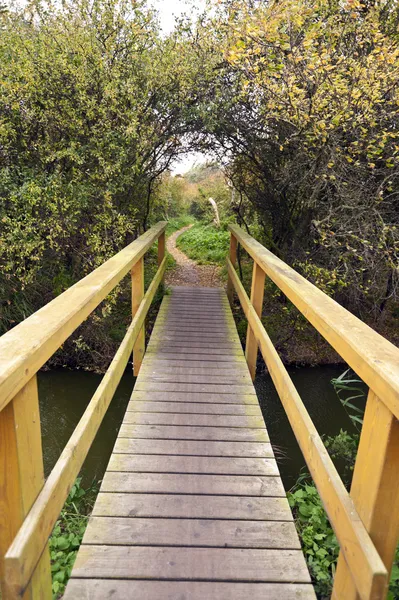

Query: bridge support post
[332,389,399,599]
[245,261,266,380]
[227,234,238,305]
[0,376,52,600]
[131,256,145,376]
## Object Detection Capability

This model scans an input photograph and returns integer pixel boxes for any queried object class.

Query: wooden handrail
[0,221,167,413]
[229,224,399,420]
[0,223,166,599]
[227,225,399,600]
[4,257,166,598]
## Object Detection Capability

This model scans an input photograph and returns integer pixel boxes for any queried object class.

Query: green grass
[176,223,230,265]
[165,214,196,237]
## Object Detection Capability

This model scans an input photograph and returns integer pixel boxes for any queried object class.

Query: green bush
[176,224,230,265]
[50,478,98,598]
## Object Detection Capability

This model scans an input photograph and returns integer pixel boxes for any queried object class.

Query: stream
[38,364,359,490]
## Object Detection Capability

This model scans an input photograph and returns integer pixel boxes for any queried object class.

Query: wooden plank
[122,413,264,428]
[69,545,312,582]
[147,341,242,351]
[245,261,266,380]
[126,401,262,416]
[229,224,399,420]
[113,439,273,457]
[0,377,52,600]
[130,391,258,404]
[133,382,256,395]
[108,455,279,476]
[227,258,387,599]
[119,424,269,442]
[131,256,145,376]
[64,580,316,600]
[146,347,243,357]
[101,472,284,497]
[138,373,251,385]
[146,351,247,362]
[83,517,300,548]
[0,221,167,413]
[333,390,399,599]
[93,492,289,519]
[145,359,246,369]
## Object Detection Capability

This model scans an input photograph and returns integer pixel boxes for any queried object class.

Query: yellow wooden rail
[227,224,399,600]
[0,222,166,599]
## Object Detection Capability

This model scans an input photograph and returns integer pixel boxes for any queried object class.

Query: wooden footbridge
[1,222,399,600]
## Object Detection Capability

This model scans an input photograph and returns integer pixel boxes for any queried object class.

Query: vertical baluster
[227,233,238,305]
[332,390,399,599]
[0,376,52,599]
[131,256,145,376]
[245,261,266,380]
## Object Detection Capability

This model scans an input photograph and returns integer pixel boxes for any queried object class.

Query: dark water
[255,365,359,489]
[38,365,359,491]
[38,369,134,486]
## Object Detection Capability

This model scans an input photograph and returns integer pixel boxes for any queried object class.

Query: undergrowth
[176,222,230,265]
[50,478,98,599]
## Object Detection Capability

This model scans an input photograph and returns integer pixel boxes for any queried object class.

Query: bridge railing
[227,224,399,600]
[0,222,167,599]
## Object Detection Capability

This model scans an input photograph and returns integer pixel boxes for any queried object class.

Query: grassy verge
[176,222,230,265]
[165,214,196,237]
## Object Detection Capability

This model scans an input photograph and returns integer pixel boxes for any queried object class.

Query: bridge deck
[64,287,315,599]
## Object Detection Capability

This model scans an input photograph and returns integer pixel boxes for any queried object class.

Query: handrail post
[227,233,238,305]
[332,389,399,599]
[245,261,266,380]
[131,257,145,376]
[0,376,52,600]
[158,231,166,285]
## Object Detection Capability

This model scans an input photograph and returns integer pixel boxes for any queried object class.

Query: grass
[165,214,196,237]
[176,222,230,265]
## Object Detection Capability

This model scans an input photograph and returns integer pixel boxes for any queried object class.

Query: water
[255,365,360,489]
[38,369,134,486]
[38,365,361,491]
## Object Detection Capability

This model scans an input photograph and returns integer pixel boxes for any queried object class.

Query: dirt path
[165,225,223,288]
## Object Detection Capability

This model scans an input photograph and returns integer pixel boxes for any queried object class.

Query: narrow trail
[165,224,223,288]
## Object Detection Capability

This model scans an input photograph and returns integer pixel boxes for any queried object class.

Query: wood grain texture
[107,454,279,476]
[64,286,313,598]
[64,580,316,600]
[93,493,289,518]
[83,517,301,548]
[101,472,284,496]
[70,546,311,582]
[113,438,273,457]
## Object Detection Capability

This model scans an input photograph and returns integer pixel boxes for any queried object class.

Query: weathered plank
[122,412,265,428]
[133,382,256,394]
[130,391,258,404]
[93,493,289,519]
[101,472,284,496]
[118,424,269,441]
[113,438,273,457]
[64,580,316,600]
[108,455,279,476]
[83,517,300,548]
[126,401,263,415]
[70,546,311,582]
